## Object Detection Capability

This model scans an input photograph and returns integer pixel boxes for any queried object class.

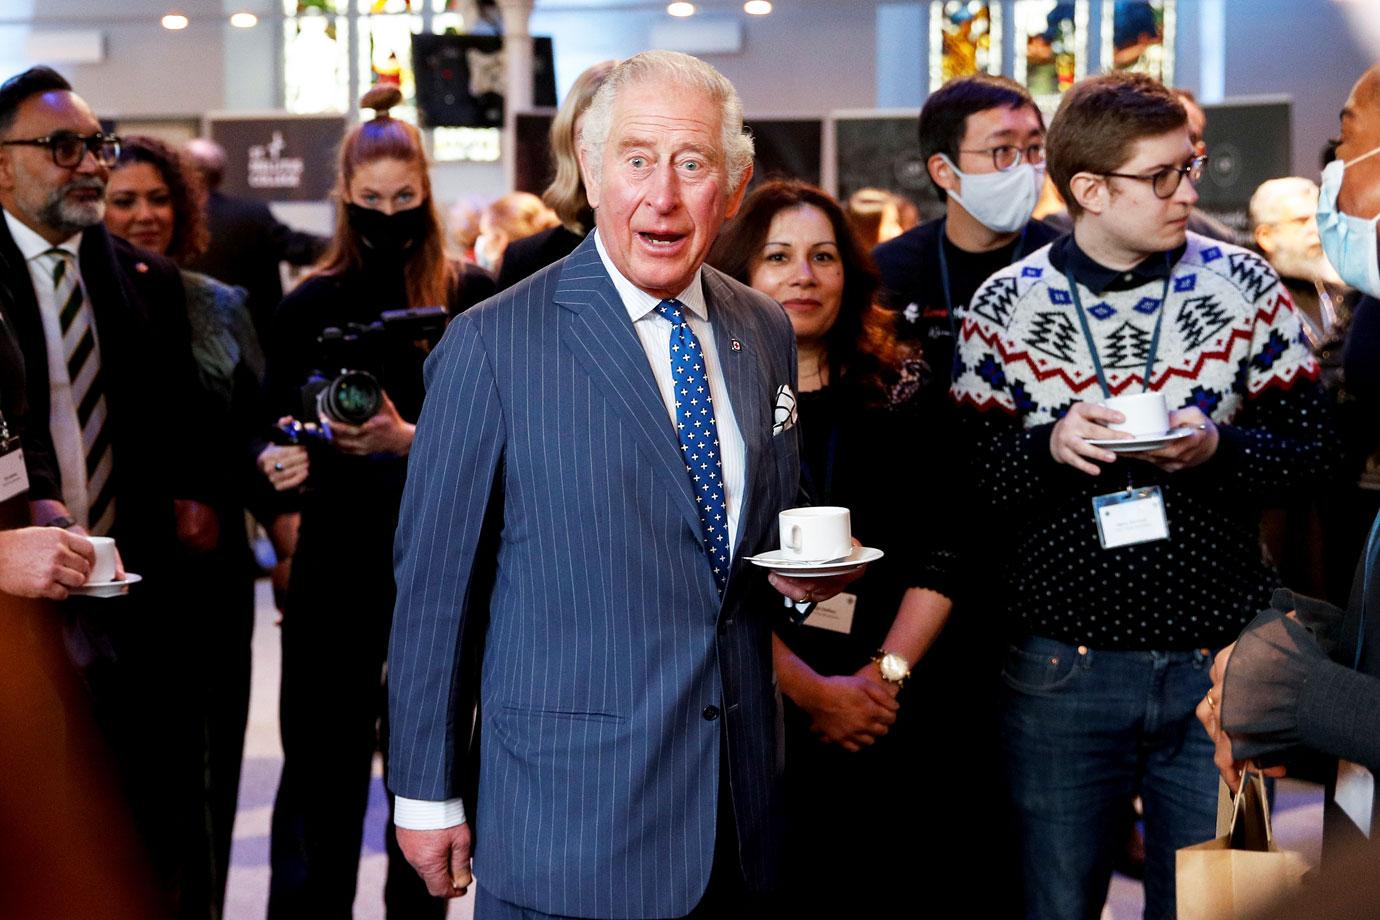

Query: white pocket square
[772,384,798,436]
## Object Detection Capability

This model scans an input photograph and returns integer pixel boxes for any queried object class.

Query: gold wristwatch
[871,649,910,688]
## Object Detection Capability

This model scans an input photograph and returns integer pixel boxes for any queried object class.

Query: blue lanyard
[1063,256,1173,399]
[937,218,1031,341]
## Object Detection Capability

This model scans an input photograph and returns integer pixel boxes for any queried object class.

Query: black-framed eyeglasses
[0,132,122,169]
[958,143,1045,172]
[1100,154,1208,199]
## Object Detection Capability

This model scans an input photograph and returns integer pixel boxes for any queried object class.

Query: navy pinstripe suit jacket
[388,235,800,918]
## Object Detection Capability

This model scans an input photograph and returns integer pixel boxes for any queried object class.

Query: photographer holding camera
[256,85,493,919]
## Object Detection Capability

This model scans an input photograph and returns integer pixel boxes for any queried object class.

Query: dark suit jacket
[0,214,206,584]
[184,191,326,342]
[388,236,800,917]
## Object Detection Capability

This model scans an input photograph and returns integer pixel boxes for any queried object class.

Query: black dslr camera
[276,305,447,445]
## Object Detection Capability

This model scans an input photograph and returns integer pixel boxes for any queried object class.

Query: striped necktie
[654,298,729,594]
[46,248,115,535]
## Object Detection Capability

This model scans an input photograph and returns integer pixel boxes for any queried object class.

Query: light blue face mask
[1317,144,1380,298]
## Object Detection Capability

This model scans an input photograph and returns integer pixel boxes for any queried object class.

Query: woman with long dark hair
[710,179,966,913]
[257,85,493,919]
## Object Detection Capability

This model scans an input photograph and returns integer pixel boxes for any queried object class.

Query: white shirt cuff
[393,796,467,830]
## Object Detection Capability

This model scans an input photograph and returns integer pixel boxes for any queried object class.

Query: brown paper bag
[1176,771,1309,920]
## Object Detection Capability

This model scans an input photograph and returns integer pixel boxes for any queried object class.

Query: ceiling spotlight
[744,0,773,13]
[161,12,189,30]
[667,2,696,16]
[230,12,259,28]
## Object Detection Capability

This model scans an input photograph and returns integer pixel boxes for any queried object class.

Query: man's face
[0,90,109,241]
[1336,66,1380,221]
[1257,186,1336,284]
[583,78,749,299]
[933,103,1045,195]
[1096,127,1199,257]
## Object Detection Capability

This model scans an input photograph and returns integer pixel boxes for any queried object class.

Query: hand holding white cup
[778,506,852,563]
[1102,392,1169,437]
[82,535,120,584]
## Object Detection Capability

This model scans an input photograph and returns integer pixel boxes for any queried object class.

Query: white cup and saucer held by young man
[1086,391,1194,452]
[71,535,142,598]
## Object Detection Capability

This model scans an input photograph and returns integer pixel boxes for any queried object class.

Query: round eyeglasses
[0,132,122,169]
[957,143,1046,172]
[1100,154,1208,199]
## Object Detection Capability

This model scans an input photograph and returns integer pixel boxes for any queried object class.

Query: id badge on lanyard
[1066,260,1174,552]
[1092,484,1169,549]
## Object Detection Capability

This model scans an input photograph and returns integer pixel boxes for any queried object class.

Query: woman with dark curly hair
[709,179,969,913]
[104,134,268,915]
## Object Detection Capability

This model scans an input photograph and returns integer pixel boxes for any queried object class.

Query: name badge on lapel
[1092,485,1169,549]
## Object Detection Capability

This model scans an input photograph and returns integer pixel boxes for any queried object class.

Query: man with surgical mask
[873,74,1062,398]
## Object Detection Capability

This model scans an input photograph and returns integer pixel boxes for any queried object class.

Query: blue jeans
[1002,636,1219,920]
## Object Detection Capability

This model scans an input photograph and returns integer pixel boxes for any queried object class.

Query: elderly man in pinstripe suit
[387,51,857,918]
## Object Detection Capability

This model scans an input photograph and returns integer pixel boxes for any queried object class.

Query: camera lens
[320,370,382,425]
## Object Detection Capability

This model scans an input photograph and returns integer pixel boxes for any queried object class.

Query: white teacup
[778,506,852,563]
[83,535,118,584]
[1103,392,1169,437]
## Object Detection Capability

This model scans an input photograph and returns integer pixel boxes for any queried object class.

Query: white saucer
[70,572,143,598]
[1086,427,1194,452]
[746,546,884,576]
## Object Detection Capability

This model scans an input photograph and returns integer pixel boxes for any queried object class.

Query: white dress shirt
[4,209,97,526]
[394,232,749,831]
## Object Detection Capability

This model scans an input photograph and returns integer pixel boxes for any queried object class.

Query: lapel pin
[134,262,149,273]
[730,338,742,352]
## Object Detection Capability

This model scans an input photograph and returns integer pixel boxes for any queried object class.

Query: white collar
[4,208,81,262]
[593,228,708,324]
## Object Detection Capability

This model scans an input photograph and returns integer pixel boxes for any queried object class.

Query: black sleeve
[260,202,328,267]
[452,263,497,314]
[0,306,58,503]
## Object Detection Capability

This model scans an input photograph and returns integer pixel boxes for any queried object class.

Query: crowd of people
[1,46,1380,920]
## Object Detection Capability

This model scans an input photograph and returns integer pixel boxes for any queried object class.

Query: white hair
[1249,176,1320,230]
[579,50,755,193]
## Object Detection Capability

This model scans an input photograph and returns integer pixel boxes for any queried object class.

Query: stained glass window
[283,10,350,114]
[1014,0,1089,103]
[281,0,503,160]
[1101,0,1175,84]
[930,1,1002,91]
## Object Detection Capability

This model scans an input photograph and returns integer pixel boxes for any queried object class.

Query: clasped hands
[1050,402,1219,475]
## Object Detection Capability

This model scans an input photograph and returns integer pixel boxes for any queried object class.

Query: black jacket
[0,214,208,579]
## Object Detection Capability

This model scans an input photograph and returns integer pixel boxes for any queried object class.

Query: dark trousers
[267,519,441,920]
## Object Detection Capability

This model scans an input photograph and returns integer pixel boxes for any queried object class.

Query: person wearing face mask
[872,74,1063,400]
[1197,62,1380,875]
[258,85,493,920]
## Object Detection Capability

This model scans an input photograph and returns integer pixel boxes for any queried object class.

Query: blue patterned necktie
[654,299,729,594]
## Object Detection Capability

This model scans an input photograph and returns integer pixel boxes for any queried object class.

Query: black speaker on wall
[412,34,557,129]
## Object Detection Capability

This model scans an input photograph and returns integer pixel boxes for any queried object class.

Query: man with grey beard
[0,65,216,918]
[1251,176,1355,388]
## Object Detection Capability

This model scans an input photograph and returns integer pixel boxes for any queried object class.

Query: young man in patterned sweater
[951,72,1335,919]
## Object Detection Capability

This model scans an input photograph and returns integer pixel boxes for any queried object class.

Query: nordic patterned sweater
[950,232,1335,650]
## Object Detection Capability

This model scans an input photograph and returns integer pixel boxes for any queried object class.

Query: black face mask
[346,202,429,256]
